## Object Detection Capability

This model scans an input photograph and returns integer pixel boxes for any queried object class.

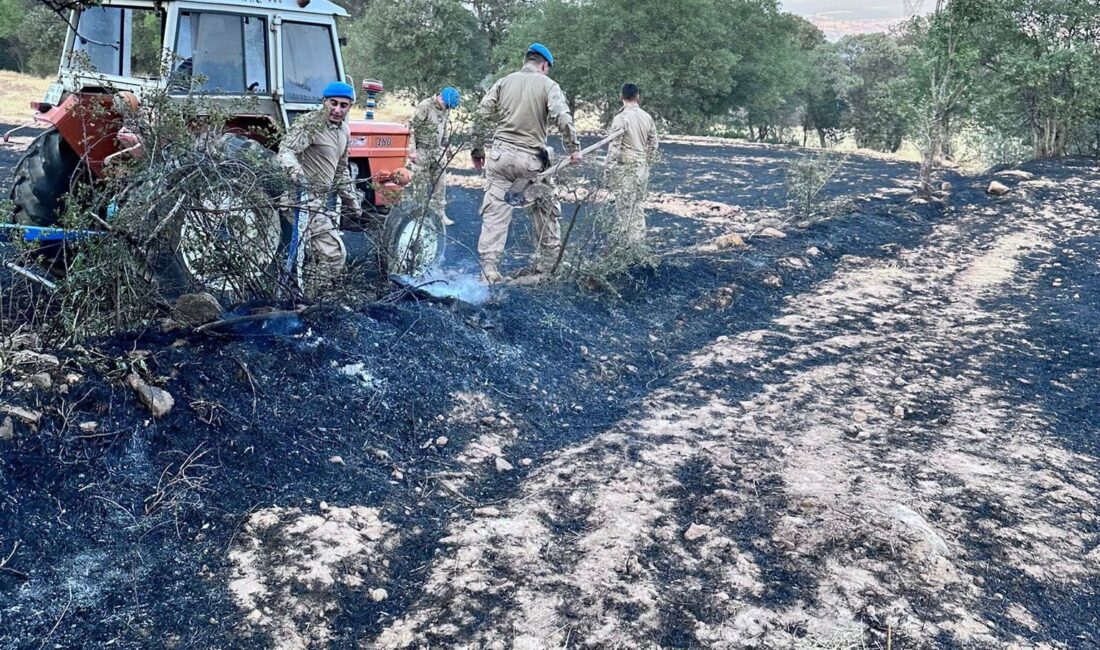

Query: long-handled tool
[504,129,624,206]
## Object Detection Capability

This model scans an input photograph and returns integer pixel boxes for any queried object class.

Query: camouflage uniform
[409,95,451,218]
[607,104,659,246]
[277,107,361,291]
[476,64,580,274]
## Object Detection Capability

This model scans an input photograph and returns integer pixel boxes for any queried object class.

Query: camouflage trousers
[287,192,346,296]
[609,160,650,246]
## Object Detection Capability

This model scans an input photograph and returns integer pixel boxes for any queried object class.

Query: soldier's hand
[570,150,583,165]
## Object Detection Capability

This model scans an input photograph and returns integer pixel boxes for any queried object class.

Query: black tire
[381,209,446,277]
[10,128,82,227]
[146,163,290,302]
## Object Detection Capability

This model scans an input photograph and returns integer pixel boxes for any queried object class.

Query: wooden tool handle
[538,129,625,180]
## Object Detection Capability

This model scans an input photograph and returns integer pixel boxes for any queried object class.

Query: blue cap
[440,87,460,109]
[322,81,356,101]
[526,43,553,67]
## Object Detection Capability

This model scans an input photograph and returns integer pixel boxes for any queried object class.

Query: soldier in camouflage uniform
[408,87,461,226]
[472,43,581,284]
[277,81,361,294]
[606,83,659,247]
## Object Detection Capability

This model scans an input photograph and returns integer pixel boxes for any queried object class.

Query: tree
[0,0,65,74]
[469,0,536,50]
[905,0,986,195]
[970,0,1100,158]
[502,0,741,132]
[800,41,851,147]
[725,5,819,142]
[835,33,917,152]
[344,0,489,99]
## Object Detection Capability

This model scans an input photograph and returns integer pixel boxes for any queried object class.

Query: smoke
[393,268,491,305]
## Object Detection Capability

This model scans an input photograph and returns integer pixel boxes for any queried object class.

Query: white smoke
[395,268,491,305]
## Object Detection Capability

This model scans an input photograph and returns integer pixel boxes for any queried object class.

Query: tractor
[4,0,445,300]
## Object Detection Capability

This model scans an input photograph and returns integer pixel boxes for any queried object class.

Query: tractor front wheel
[381,210,446,277]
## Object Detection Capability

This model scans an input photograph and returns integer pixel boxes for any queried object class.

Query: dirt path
[366,172,1100,648]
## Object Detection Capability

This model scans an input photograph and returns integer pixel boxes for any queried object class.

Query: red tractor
[5,0,445,297]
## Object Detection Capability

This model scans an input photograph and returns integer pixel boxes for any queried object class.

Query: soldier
[408,87,461,226]
[606,83,659,247]
[277,81,362,294]
[472,43,581,284]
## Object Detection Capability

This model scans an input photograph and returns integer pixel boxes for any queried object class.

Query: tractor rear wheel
[10,128,82,227]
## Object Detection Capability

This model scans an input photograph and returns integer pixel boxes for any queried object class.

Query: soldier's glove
[471,147,486,170]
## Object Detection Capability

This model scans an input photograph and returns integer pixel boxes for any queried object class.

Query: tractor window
[71,6,164,77]
[281,22,338,104]
[173,12,268,94]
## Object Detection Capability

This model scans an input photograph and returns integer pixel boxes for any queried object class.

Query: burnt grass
[2,133,1099,647]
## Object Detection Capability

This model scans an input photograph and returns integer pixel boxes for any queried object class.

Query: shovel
[504,129,624,206]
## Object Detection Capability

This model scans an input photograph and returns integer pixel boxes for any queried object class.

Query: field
[1,96,1099,648]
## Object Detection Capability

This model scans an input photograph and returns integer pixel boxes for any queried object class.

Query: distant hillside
[783,0,927,40]
[807,15,907,39]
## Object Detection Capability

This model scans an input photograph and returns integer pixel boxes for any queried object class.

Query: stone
[805,246,822,257]
[894,405,906,420]
[11,350,60,368]
[480,415,496,426]
[520,458,532,466]
[370,588,389,602]
[762,274,783,288]
[329,456,345,465]
[473,506,501,517]
[1,405,41,427]
[852,409,869,424]
[79,421,99,433]
[127,374,175,418]
[757,227,786,238]
[174,292,224,326]
[940,181,953,192]
[700,232,745,251]
[30,373,52,391]
[996,169,1035,181]
[987,180,1011,196]
[435,436,448,447]
[495,457,514,473]
[0,416,13,441]
[684,523,712,542]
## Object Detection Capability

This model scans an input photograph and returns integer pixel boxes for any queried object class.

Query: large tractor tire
[10,128,82,227]
[381,209,446,277]
[146,162,289,302]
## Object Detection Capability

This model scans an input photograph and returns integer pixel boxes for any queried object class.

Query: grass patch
[0,71,52,124]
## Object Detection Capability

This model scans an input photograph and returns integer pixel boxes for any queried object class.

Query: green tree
[835,32,917,152]
[800,41,851,147]
[905,0,987,193]
[725,4,818,142]
[502,0,741,132]
[970,0,1100,158]
[344,0,489,99]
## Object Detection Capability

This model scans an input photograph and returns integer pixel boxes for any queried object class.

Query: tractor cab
[54,0,349,131]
